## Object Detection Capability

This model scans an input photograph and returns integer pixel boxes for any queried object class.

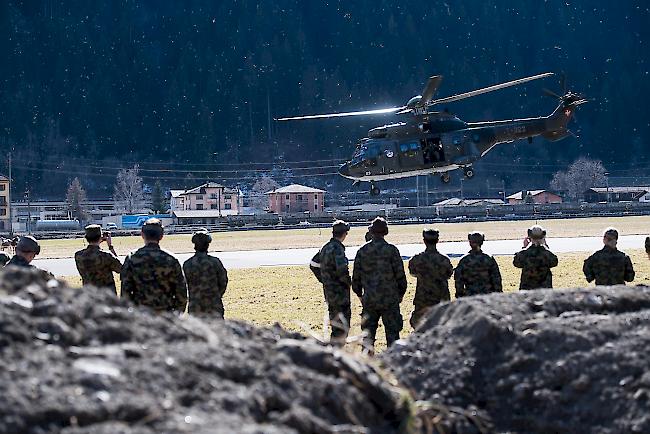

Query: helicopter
[277,72,587,195]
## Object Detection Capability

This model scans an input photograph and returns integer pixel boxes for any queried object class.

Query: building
[0,175,9,231]
[584,187,649,203]
[10,199,149,231]
[506,190,562,205]
[266,184,325,214]
[170,182,243,214]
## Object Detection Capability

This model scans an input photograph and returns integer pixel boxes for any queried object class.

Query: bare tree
[550,157,607,202]
[114,165,144,214]
[66,177,89,223]
[250,175,280,210]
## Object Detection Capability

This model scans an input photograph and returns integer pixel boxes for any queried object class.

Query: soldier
[120,218,188,312]
[645,236,650,259]
[318,220,352,345]
[408,228,453,329]
[183,228,228,318]
[0,251,9,266]
[6,236,41,268]
[454,232,502,297]
[74,224,122,293]
[513,225,558,290]
[352,217,407,354]
[583,227,635,286]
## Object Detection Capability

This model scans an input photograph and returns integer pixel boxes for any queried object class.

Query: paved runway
[33,234,648,277]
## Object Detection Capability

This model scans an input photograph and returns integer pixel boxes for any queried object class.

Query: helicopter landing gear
[440,173,451,184]
[463,167,475,179]
[369,183,381,196]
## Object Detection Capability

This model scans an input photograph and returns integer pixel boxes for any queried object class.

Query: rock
[0,268,413,434]
[382,286,650,434]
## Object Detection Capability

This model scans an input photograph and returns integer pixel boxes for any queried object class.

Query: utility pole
[25,189,31,234]
[416,176,420,207]
[7,153,12,236]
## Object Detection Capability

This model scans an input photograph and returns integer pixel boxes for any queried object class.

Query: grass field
[33,215,650,259]
[61,249,650,350]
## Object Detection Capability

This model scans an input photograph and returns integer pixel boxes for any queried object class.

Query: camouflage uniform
[75,245,122,292]
[513,245,558,290]
[6,255,33,268]
[319,237,352,342]
[408,246,453,328]
[183,252,228,317]
[645,236,650,255]
[352,238,407,347]
[120,243,188,312]
[0,251,10,266]
[583,246,635,286]
[454,250,502,297]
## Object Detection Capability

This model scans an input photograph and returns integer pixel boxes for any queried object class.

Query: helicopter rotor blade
[542,88,562,99]
[419,75,443,106]
[428,72,554,106]
[275,106,405,121]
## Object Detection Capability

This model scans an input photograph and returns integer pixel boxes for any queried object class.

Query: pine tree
[66,177,89,224]
[151,180,167,214]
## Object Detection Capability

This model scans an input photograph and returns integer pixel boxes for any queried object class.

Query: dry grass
[34,215,650,259]
[60,249,650,351]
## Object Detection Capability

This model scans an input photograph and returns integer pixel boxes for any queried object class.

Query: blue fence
[121,214,170,229]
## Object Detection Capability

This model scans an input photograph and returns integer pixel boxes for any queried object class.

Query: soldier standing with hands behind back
[583,227,635,285]
[352,217,407,354]
[408,228,453,329]
[318,220,352,346]
[120,218,188,313]
[454,231,502,297]
[75,224,122,293]
[183,228,228,318]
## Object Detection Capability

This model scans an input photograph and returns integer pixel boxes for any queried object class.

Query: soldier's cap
[191,228,212,244]
[84,224,102,239]
[603,227,619,240]
[468,231,485,244]
[17,235,41,254]
[368,216,389,235]
[142,218,164,237]
[422,228,440,242]
[527,225,546,240]
[332,220,350,233]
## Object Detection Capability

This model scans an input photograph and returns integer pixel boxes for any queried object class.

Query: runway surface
[33,234,648,277]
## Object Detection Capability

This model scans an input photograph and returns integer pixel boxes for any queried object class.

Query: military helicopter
[277,72,587,195]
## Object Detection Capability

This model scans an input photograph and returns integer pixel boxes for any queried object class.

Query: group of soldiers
[312,217,647,355]
[1,216,648,356]
[0,219,229,318]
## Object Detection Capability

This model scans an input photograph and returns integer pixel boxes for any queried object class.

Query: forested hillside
[0,0,648,196]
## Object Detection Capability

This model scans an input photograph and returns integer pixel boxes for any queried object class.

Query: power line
[11,165,341,181]
[10,159,342,174]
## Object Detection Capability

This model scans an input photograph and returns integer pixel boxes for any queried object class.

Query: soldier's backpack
[310,250,322,282]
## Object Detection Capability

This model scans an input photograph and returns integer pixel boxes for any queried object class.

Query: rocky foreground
[384,285,650,433]
[0,267,414,434]
[1,267,649,434]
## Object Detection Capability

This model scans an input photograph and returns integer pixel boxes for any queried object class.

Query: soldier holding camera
[513,225,558,290]
[75,224,122,293]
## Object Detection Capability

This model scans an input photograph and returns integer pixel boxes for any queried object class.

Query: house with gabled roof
[265,184,325,214]
[506,190,562,204]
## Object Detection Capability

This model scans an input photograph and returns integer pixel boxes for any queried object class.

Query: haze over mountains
[1,0,648,196]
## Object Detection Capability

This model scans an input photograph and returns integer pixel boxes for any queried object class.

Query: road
[33,234,648,277]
